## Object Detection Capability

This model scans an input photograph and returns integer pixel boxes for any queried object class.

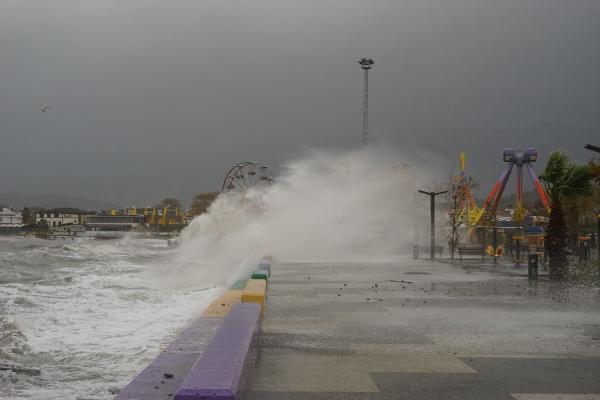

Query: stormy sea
[0,236,220,400]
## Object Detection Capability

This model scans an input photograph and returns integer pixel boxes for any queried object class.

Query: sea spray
[171,148,431,287]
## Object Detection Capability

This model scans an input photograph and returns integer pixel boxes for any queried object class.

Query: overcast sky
[1,0,598,206]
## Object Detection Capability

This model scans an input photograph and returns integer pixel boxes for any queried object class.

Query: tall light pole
[418,190,448,259]
[358,58,374,147]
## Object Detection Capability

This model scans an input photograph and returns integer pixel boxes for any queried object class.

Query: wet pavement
[247,258,600,399]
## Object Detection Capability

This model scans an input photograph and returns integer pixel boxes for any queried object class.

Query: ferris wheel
[221,162,275,193]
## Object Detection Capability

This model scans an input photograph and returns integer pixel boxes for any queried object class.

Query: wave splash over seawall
[0,148,426,399]
[171,148,426,286]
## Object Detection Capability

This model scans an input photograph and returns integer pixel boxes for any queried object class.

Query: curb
[115,257,272,400]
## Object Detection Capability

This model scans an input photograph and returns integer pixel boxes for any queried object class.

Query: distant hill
[0,193,119,211]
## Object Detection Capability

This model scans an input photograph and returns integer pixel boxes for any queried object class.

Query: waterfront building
[0,206,23,224]
[36,208,96,227]
[86,214,146,232]
[110,207,186,227]
[0,206,24,234]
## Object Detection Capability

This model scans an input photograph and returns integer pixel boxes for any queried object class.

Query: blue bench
[257,258,271,277]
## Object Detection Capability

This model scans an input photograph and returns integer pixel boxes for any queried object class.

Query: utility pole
[418,190,448,259]
[584,145,600,271]
[451,193,458,261]
[358,58,374,147]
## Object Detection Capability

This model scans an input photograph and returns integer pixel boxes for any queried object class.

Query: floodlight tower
[358,58,374,147]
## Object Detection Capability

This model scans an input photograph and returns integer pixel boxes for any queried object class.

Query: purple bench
[174,303,261,400]
[257,259,271,277]
[115,317,223,400]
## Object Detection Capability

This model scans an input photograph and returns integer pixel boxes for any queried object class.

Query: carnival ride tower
[454,153,481,228]
[475,148,550,225]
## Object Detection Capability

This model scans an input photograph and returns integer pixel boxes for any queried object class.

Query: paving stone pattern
[248,259,600,400]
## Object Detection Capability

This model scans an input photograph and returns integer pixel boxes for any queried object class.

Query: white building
[36,209,96,228]
[0,207,22,224]
[0,206,24,234]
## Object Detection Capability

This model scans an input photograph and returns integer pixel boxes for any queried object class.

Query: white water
[0,236,220,399]
[169,148,428,287]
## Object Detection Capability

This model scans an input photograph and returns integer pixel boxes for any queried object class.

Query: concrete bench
[458,246,485,261]
[229,280,247,290]
[241,279,266,312]
[257,257,271,276]
[115,317,223,400]
[250,270,268,281]
[202,290,243,318]
[174,303,261,400]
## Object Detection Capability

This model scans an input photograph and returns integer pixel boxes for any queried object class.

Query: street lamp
[418,190,448,259]
[358,58,374,147]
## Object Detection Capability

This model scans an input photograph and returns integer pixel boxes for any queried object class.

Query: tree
[190,192,219,216]
[158,197,183,210]
[446,173,462,260]
[540,151,593,280]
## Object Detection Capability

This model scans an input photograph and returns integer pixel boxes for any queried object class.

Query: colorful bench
[250,270,268,281]
[257,258,271,276]
[116,257,270,400]
[229,279,248,290]
[202,290,243,318]
[241,278,267,311]
[115,317,223,400]
[174,303,261,400]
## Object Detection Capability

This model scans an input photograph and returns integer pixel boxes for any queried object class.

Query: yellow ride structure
[453,153,484,229]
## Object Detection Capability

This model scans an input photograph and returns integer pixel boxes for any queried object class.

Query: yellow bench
[241,279,266,311]
[202,289,243,318]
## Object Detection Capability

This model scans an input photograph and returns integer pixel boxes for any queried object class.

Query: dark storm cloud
[0,0,598,206]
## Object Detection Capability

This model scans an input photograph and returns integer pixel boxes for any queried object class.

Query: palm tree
[540,151,593,280]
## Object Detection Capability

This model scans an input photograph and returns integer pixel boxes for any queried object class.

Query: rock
[0,364,41,376]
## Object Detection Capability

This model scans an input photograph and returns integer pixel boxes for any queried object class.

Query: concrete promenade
[248,258,600,399]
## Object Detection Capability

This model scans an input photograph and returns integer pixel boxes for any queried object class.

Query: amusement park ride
[455,148,551,230]
[221,162,275,193]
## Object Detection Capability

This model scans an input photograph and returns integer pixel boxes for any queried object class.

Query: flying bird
[41,105,51,112]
